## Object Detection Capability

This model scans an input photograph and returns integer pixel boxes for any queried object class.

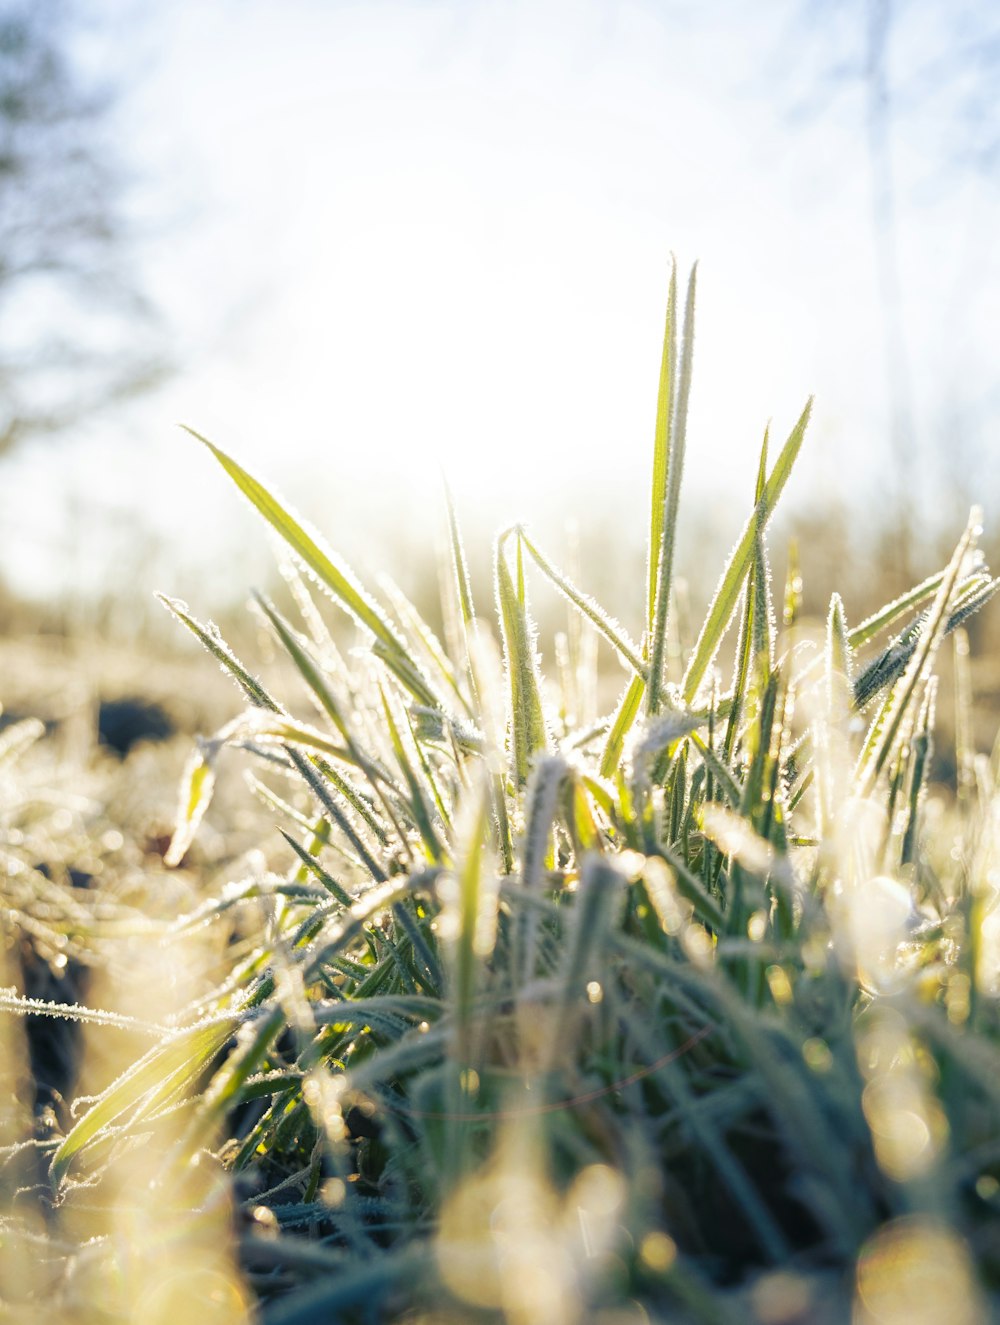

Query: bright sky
[3,0,997,607]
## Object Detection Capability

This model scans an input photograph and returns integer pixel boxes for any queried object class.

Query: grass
[3,257,1000,1323]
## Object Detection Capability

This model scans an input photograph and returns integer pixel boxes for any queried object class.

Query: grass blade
[648,261,697,714]
[495,530,548,786]
[647,258,678,632]
[682,399,812,704]
[186,427,438,708]
[519,529,645,676]
[858,509,981,796]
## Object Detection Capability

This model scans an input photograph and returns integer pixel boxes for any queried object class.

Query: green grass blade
[158,593,278,711]
[185,427,437,708]
[827,592,852,699]
[858,509,981,796]
[647,257,678,632]
[50,1014,241,1185]
[848,568,970,649]
[852,574,1000,709]
[544,855,624,1068]
[445,482,477,631]
[379,573,469,713]
[380,684,444,864]
[900,677,936,867]
[518,528,645,676]
[280,832,354,907]
[495,530,548,785]
[682,399,812,705]
[253,593,351,737]
[164,743,217,867]
[302,876,425,984]
[252,594,394,842]
[648,261,696,714]
[452,781,497,1061]
[722,431,769,765]
[599,672,646,778]
[659,845,726,931]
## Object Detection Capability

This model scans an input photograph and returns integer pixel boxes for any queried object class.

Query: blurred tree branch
[864,0,916,582]
[0,0,168,454]
[774,0,1000,584]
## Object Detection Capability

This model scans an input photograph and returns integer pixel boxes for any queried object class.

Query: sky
[2,0,998,609]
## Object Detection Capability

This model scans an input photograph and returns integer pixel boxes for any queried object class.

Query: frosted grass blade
[164,743,217,867]
[826,592,852,701]
[648,262,697,714]
[158,593,277,711]
[682,399,812,704]
[253,594,351,738]
[647,258,678,632]
[900,677,936,867]
[456,783,497,1047]
[380,684,444,864]
[445,482,477,631]
[545,855,623,1069]
[599,672,646,778]
[520,755,568,981]
[858,509,981,797]
[186,427,438,708]
[723,430,770,764]
[281,832,354,908]
[379,573,468,713]
[518,529,645,676]
[495,530,548,785]
[852,574,1000,709]
[50,1013,241,1185]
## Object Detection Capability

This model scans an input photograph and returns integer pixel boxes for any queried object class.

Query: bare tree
[775,0,1000,583]
[0,0,165,453]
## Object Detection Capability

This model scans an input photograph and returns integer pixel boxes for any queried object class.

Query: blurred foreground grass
[2,262,1000,1324]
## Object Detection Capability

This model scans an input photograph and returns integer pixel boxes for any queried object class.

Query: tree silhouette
[0,0,164,453]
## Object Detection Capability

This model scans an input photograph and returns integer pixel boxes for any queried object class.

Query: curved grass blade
[848,564,990,650]
[518,529,645,676]
[852,573,999,709]
[858,509,981,797]
[164,740,218,867]
[185,427,438,708]
[50,1013,241,1185]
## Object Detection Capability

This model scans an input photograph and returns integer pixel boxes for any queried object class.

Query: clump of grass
[8,259,1000,1323]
